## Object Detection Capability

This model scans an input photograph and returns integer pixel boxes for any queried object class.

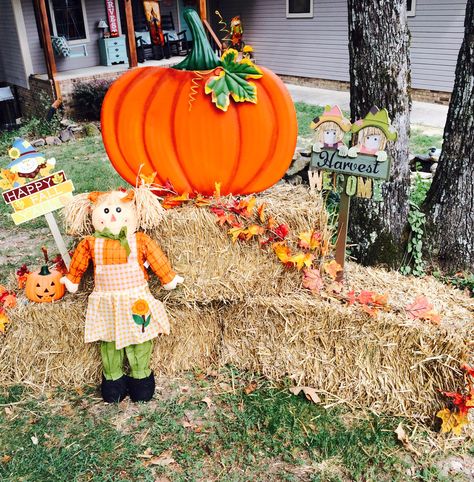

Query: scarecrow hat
[351,106,398,141]
[7,138,44,168]
[310,105,352,132]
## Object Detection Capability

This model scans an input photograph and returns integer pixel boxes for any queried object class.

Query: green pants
[100,340,153,381]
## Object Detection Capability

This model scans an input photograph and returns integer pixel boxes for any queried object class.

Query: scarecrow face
[364,134,383,151]
[323,129,338,145]
[10,156,43,175]
[91,191,137,235]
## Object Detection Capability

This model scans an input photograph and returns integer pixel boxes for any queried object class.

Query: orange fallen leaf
[0,311,9,334]
[2,294,16,309]
[273,242,291,264]
[139,171,156,186]
[324,260,343,280]
[437,408,469,435]
[228,226,246,243]
[257,203,266,223]
[213,182,221,198]
[244,224,265,240]
[1,455,11,464]
[162,192,189,209]
[244,380,258,395]
[289,252,314,271]
[298,230,322,250]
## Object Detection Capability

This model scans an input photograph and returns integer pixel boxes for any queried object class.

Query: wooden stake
[45,212,71,269]
[124,0,137,68]
[335,176,351,283]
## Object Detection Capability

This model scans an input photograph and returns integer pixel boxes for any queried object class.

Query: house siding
[0,0,28,88]
[210,0,467,93]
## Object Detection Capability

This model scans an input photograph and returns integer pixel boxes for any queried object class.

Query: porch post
[199,0,208,21]
[34,0,61,101]
[124,0,138,68]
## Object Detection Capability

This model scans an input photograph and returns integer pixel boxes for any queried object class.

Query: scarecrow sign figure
[309,106,397,279]
[61,188,184,403]
[0,138,74,267]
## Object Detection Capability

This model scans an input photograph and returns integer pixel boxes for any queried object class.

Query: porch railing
[203,19,222,57]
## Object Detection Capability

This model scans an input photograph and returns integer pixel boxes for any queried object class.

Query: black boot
[127,372,155,402]
[101,375,128,403]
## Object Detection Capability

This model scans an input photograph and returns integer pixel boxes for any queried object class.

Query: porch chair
[135,31,170,62]
[161,12,189,56]
[51,36,88,58]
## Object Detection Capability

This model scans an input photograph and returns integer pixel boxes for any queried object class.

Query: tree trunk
[422,0,474,272]
[347,0,411,267]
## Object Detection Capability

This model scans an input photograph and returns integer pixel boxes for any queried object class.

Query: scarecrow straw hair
[3,184,473,419]
[62,185,165,236]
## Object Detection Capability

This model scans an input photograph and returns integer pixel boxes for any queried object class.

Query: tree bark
[347,0,411,267]
[422,0,474,271]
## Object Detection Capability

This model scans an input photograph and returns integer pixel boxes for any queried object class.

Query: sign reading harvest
[1,139,74,267]
[308,105,397,279]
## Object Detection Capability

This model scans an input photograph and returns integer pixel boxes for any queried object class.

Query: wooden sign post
[1,139,74,268]
[309,105,397,281]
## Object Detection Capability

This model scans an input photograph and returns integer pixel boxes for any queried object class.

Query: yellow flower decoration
[132,299,149,316]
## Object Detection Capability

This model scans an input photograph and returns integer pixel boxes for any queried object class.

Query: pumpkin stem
[40,246,51,275]
[173,8,220,71]
[41,246,49,264]
[39,265,51,276]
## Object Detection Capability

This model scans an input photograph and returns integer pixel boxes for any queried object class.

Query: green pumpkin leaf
[204,48,263,112]
[133,314,144,326]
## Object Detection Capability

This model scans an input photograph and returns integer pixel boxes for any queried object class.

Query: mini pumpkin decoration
[101,8,297,196]
[25,247,65,303]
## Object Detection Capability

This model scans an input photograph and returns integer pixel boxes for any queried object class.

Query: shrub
[72,80,112,121]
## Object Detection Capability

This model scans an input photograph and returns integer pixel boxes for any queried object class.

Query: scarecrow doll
[311,105,351,156]
[348,106,397,162]
[61,188,183,403]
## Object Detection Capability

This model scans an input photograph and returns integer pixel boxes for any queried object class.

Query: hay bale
[152,184,329,304]
[221,291,473,418]
[2,184,473,419]
[1,296,220,387]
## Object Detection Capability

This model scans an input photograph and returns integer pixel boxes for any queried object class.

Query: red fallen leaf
[461,364,474,378]
[152,179,176,197]
[442,390,474,416]
[406,295,441,324]
[302,268,324,293]
[346,290,356,305]
[50,254,69,275]
[357,290,375,305]
[273,224,289,240]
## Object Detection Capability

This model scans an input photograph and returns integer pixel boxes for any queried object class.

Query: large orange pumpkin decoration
[101,9,297,196]
[25,247,65,303]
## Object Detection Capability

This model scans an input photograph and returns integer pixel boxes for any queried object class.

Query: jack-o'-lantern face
[25,267,65,303]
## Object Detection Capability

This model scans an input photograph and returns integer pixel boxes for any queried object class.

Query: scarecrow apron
[85,235,170,350]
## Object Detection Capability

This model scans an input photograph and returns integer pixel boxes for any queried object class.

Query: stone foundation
[278,74,452,105]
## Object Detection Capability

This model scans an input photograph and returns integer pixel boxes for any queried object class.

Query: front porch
[28,0,219,115]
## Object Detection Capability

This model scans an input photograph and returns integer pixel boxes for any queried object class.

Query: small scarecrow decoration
[61,187,183,403]
[230,15,244,51]
[348,106,397,162]
[311,105,351,156]
[4,139,56,188]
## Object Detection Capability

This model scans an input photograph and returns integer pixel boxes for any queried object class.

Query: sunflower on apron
[61,189,183,403]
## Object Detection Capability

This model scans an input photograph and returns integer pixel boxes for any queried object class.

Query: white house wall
[210,0,467,93]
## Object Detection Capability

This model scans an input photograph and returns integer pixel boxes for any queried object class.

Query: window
[286,0,313,18]
[407,0,416,16]
[49,0,88,41]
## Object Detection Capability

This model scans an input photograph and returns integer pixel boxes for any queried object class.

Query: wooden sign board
[3,171,74,225]
[308,105,397,282]
[310,150,391,181]
[2,140,74,268]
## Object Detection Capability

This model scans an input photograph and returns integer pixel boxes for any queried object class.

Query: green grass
[0,371,452,482]
[409,128,443,156]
